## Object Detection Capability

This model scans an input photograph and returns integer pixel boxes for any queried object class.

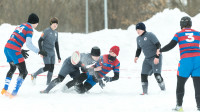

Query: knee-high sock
[142,82,148,94]
[12,76,24,96]
[46,72,53,85]
[33,68,44,77]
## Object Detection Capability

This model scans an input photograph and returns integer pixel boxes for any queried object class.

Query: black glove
[98,79,105,89]
[38,50,47,57]
[81,65,88,73]
[103,76,112,83]
[21,49,29,59]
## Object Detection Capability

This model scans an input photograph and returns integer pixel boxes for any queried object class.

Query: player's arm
[111,72,119,81]
[55,41,61,60]
[135,48,141,57]
[26,37,39,54]
[160,40,177,52]
[38,37,44,50]
[134,47,141,63]
[155,42,161,58]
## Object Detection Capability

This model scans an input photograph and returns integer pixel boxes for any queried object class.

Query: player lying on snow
[65,46,120,94]
[40,46,101,93]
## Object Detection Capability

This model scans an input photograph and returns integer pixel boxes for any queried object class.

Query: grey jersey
[136,32,159,58]
[59,53,96,78]
[41,27,58,55]
[79,53,96,66]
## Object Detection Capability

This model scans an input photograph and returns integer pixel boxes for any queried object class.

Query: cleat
[9,94,16,99]
[31,74,36,85]
[172,106,183,112]
[1,88,11,96]
[1,88,6,95]
[140,93,148,95]
[159,82,166,91]
[40,90,48,94]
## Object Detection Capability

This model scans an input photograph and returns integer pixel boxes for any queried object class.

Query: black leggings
[6,61,28,79]
[141,73,163,83]
[43,64,54,72]
[176,76,200,108]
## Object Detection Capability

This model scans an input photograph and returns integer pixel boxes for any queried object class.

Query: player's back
[5,23,33,51]
[97,54,120,77]
[176,28,200,59]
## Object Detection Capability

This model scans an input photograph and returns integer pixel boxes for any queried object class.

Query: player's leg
[192,77,200,110]
[174,76,188,110]
[191,57,200,110]
[76,74,97,94]
[141,59,152,95]
[40,75,65,93]
[46,64,54,85]
[173,58,191,111]
[154,73,165,90]
[1,62,17,95]
[152,55,165,90]
[11,61,28,96]
[141,74,148,95]
[66,72,86,89]
[46,55,55,85]
[32,56,51,79]
[40,58,73,93]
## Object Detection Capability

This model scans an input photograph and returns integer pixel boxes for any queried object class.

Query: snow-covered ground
[0,8,200,112]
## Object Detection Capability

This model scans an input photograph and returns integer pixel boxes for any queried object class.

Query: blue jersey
[95,54,120,77]
[5,23,33,51]
[172,28,200,59]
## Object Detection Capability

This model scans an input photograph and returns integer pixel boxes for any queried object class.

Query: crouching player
[66,46,120,93]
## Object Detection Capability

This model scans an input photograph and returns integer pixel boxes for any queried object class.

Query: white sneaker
[172,106,183,112]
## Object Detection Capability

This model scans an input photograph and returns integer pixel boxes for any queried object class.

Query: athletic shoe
[140,93,148,95]
[40,90,48,94]
[9,94,16,99]
[172,106,183,112]
[31,74,36,85]
[159,82,166,91]
[1,88,11,96]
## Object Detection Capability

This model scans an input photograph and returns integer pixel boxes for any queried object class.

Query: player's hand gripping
[21,49,29,59]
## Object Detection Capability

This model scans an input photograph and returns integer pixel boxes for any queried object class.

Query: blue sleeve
[172,33,178,42]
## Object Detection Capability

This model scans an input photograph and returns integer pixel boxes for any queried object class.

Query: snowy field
[1,8,200,112]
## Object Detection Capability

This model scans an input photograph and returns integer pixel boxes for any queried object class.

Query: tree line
[0,0,199,33]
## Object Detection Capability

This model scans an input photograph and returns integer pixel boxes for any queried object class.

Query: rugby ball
[71,51,80,65]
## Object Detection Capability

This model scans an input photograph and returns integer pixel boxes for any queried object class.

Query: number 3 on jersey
[185,33,194,42]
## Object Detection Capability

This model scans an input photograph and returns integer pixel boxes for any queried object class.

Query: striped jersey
[96,54,120,77]
[173,28,200,59]
[5,23,33,51]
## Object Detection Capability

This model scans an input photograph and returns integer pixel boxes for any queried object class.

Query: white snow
[0,8,199,112]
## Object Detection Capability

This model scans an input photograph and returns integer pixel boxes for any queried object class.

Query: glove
[21,49,29,59]
[103,76,112,83]
[81,66,88,72]
[98,79,105,89]
[38,50,47,57]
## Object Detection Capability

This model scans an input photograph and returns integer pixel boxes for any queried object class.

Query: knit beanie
[136,22,146,31]
[28,13,39,24]
[91,46,101,56]
[110,46,120,56]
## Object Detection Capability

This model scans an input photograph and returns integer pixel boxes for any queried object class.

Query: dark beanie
[28,13,39,24]
[91,46,101,56]
[136,22,146,31]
